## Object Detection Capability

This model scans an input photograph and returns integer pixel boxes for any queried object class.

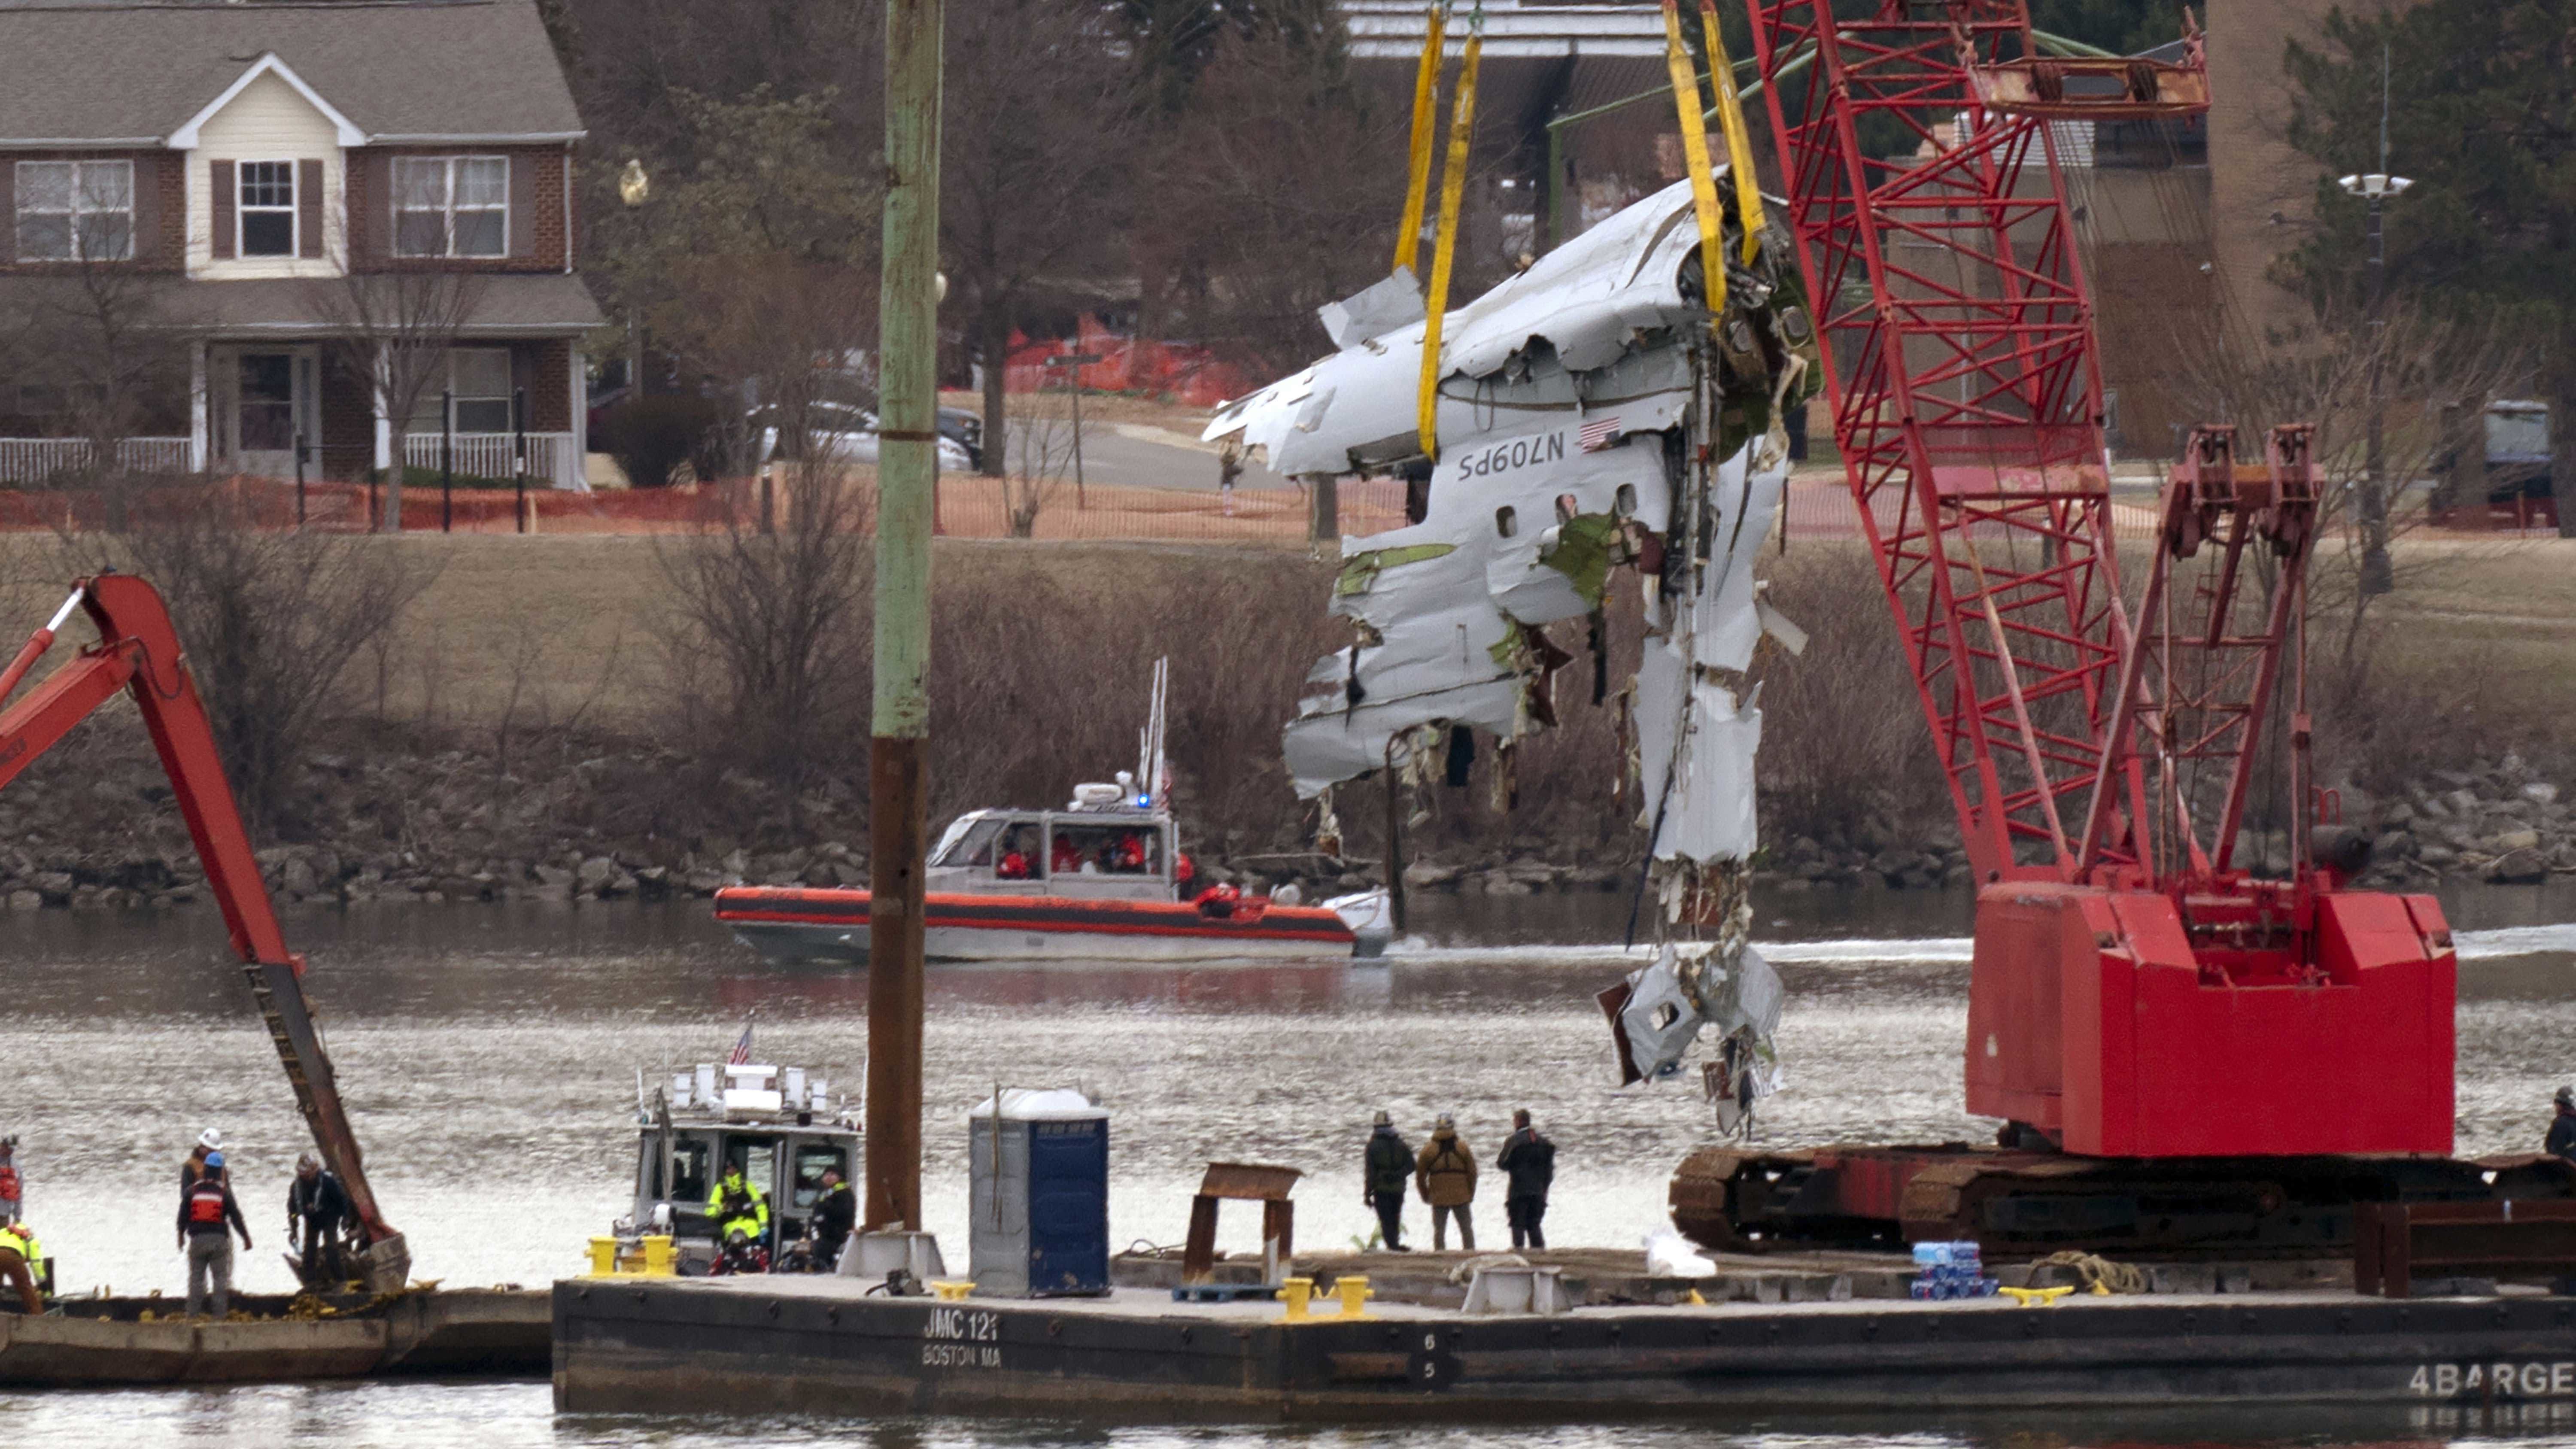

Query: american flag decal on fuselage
[1579,416,1622,452]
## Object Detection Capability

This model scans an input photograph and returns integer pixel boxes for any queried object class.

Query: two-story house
[0,0,603,488]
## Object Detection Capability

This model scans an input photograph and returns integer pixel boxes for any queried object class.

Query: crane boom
[1726,0,2453,1159]
[0,574,408,1291]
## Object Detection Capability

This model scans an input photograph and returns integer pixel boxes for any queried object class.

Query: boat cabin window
[723,1136,778,1199]
[991,819,1044,879]
[933,816,1007,868]
[790,1142,848,1209]
[1048,822,1162,877]
[663,1137,711,1204]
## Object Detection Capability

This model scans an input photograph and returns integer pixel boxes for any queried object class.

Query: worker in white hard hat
[181,1128,223,1191]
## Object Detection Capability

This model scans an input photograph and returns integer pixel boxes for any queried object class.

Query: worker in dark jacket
[286,1152,354,1286]
[811,1167,857,1271]
[179,1151,251,1319]
[1496,1109,1558,1249]
[2549,1087,2576,1163]
[1363,1112,1413,1252]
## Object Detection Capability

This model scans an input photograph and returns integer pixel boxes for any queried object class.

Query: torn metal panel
[1319,266,1427,350]
[1685,459,1786,673]
[1204,174,1726,477]
[1282,508,1520,799]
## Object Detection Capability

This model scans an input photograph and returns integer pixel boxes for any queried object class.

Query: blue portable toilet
[967,1088,1109,1297]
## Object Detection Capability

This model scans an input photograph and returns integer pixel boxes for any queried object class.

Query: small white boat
[604,1059,860,1276]
[717,660,1390,964]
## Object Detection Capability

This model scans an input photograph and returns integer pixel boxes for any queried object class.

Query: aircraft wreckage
[1205,170,1819,1124]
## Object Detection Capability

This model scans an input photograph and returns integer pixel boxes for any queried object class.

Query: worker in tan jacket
[1414,1114,1478,1251]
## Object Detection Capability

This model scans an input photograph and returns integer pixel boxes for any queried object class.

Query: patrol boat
[605,1058,860,1276]
[714,661,1391,964]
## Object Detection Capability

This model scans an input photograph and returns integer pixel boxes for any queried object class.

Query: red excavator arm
[0,573,408,1290]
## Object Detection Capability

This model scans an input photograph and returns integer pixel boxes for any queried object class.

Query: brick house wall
[0,150,187,273]
[344,144,571,273]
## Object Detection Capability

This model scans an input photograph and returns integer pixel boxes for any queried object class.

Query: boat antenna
[1145,656,1170,809]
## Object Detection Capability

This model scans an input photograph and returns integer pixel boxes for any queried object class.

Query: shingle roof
[0,273,608,335]
[0,0,583,145]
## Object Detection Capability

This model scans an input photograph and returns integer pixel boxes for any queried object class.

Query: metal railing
[400,431,579,489]
[0,437,192,484]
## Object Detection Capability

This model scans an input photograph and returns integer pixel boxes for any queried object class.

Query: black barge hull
[552,1278,2576,1422]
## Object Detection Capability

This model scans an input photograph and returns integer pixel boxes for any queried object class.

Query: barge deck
[552,1272,2576,1422]
[3,1288,548,1387]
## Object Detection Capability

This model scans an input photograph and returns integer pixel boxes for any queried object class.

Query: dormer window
[15,160,133,262]
[237,160,296,256]
[393,156,507,258]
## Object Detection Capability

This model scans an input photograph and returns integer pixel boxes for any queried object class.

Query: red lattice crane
[1670,3,2518,1255]
[0,574,409,1290]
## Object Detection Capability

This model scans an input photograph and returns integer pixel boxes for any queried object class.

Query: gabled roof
[0,0,584,148]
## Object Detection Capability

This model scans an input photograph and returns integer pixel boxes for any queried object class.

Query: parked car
[751,401,978,474]
[2436,399,2556,529]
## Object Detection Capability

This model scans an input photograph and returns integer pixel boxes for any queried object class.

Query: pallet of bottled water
[1910,1240,1998,1300]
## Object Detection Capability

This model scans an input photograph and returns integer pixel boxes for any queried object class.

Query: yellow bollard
[641,1236,675,1277]
[931,1280,975,1301]
[1999,1285,2075,1308]
[588,1237,620,1276]
[1334,1275,1372,1318]
[1281,1276,1314,1321]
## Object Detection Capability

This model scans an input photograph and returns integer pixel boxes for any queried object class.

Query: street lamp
[619,160,650,401]
[2338,41,2413,599]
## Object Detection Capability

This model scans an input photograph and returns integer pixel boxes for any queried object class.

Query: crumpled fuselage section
[1214,167,1825,1115]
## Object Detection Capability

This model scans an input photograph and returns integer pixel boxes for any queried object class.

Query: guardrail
[2354,1199,2576,1297]
[0,437,191,485]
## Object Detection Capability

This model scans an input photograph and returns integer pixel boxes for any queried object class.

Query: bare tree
[2172,300,2532,661]
[998,389,1081,538]
[655,453,872,830]
[309,270,488,532]
[1145,25,1410,375]
[944,3,1142,475]
[58,491,438,835]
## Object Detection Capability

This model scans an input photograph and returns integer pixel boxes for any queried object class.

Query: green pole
[867,0,940,1235]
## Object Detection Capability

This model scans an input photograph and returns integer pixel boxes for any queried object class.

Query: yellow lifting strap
[1415,6,1482,459]
[1697,0,1768,264]
[1660,0,1727,324]
[1393,1,1449,277]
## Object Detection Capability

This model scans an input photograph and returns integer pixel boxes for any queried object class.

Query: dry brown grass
[0,528,2569,856]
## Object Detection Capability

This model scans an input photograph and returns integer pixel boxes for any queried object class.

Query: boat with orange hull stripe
[715,884,1378,964]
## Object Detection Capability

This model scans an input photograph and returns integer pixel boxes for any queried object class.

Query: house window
[392,156,507,258]
[15,159,134,262]
[237,160,295,256]
[410,349,514,434]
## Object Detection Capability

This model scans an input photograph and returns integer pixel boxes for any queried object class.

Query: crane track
[1671,1143,2576,1260]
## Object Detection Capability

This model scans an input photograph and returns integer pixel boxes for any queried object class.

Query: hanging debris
[1208,164,1819,1107]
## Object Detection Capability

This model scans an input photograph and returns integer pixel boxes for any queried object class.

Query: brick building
[0,0,602,486]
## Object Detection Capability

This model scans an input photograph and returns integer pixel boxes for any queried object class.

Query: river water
[9,881,2576,1447]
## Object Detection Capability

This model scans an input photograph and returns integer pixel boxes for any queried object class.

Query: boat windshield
[790,1141,849,1209]
[663,1137,710,1203]
[933,816,1007,867]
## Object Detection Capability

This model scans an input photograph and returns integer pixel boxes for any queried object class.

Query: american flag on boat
[1579,415,1622,451]
[727,1021,754,1066]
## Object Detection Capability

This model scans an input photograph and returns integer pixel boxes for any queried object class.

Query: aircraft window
[1495,506,1518,538]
